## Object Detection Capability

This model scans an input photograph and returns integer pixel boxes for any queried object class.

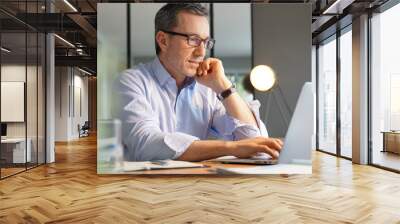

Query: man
[116,3,283,162]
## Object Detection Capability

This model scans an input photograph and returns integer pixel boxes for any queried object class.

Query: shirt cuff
[164,132,200,159]
[216,113,260,140]
[231,100,269,140]
[247,100,269,137]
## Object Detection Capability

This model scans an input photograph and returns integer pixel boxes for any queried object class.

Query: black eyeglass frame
[161,29,215,50]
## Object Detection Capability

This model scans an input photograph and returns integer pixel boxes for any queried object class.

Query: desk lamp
[250,65,292,127]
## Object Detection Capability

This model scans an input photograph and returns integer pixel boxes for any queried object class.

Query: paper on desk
[210,152,272,161]
[216,164,312,175]
[123,160,204,172]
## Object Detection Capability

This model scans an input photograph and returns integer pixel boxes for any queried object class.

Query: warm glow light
[250,65,276,92]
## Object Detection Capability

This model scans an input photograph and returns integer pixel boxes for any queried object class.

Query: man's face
[160,12,209,78]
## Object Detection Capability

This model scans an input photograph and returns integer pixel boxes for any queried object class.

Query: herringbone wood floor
[1,135,400,224]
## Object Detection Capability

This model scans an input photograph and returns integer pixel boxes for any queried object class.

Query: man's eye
[190,38,201,43]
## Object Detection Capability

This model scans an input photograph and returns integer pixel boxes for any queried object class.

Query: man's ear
[156,31,168,52]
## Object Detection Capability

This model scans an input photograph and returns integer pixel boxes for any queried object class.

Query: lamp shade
[250,65,276,92]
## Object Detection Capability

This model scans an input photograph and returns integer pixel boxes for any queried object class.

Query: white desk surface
[216,163,312,175]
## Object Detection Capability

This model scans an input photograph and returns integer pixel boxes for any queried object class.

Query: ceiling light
[63,0,78,12]
[323,0,341,14]
[54,34,75,48]
[322,0,354,15]
[1,47,11,53]
[78,67,92,76]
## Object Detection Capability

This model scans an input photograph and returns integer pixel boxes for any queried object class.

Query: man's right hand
[228,137,283,159]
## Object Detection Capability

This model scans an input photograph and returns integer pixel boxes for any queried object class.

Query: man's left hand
[195,58,232,94]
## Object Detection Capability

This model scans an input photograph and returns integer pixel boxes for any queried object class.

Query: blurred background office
[2,0,400,179]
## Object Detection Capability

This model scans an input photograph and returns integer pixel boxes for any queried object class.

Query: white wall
[1,63,46,163]
[55,67,89,141]
[55,66,69,141]
[72,73,89,138]
[1,65,36,137]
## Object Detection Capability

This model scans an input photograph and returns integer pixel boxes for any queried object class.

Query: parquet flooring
[1,135,400,223]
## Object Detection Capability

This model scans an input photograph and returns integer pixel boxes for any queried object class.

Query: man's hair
[154,3,209,55]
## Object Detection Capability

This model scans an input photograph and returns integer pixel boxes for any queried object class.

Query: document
[123,160,205,172]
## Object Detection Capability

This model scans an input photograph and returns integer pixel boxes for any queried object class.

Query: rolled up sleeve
[210,98,268,140]
[116,74,199,161]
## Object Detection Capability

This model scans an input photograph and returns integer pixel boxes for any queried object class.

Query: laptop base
[219,158,278,165]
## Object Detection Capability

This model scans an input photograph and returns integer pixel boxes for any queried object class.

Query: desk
[382,131,400,154]
[1,138,31,163]
[99,161,312,175]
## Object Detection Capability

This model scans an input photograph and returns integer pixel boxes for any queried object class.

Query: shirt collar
[151,57,196,90]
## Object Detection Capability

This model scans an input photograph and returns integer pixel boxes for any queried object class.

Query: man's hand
[195,58,232,93]
[228,137,284,159]
[177,137,283,162]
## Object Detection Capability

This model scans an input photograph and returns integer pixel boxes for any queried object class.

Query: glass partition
[27,30,38,169]
[0,1,46,179]
[371,3,400,171]
[1,30,28,177]
[38,31,45,165]
[339,27,352,158]
[317,35,337,155]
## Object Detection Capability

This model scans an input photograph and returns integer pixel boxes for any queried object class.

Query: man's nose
[193,42,206,57]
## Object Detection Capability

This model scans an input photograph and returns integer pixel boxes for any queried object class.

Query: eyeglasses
[161,30,215,50]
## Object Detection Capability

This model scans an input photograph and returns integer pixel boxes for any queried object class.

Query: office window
[318,36,337,154]
[371,3,400,171]
[0,1,46,179]
[1,19,28,178]
[339,28,352,158]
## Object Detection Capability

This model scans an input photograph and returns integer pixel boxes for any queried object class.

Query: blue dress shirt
[115,57,268,161]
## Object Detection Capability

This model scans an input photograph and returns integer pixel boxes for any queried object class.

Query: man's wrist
[214,78,232,94]
[224,141,236,156]
[217,83,236,101]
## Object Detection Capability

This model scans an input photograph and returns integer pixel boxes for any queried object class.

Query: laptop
[214,82,315,165]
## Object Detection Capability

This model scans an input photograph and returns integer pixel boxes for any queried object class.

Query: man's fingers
[276,138,284,146]
[268,140,282,152]
[196,67,203,76]
[259,145,279,159]
[274,138,284,148]
[203,60,210,75]
[256,138,282,152]
[205,61,210,73]
[263,138,283,149]
[198,62,205,76]
[198,61,209,76]
[198,58,220,76]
